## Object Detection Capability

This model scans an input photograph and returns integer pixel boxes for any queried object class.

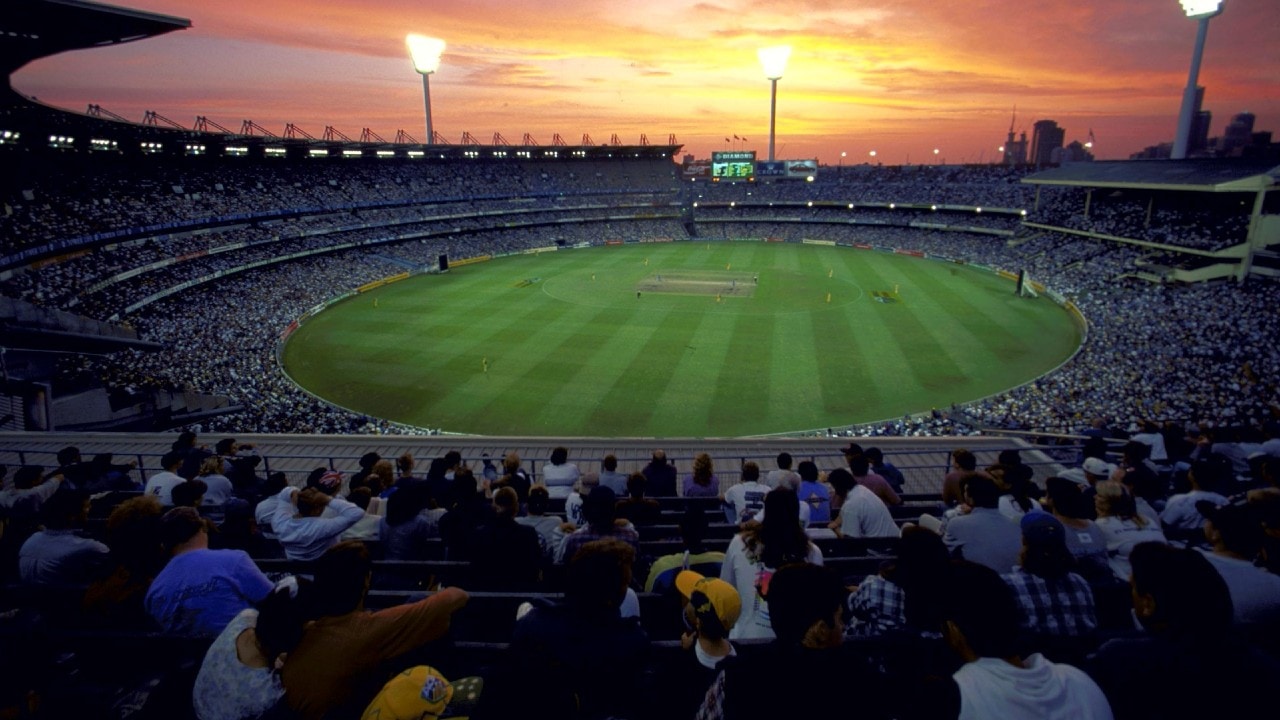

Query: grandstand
[2,2,1280,718]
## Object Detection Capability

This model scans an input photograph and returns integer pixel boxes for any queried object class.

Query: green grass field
[280,242,1081,437]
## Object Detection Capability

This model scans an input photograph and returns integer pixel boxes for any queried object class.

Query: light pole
[407,34,445,145]
[1172,1,1223,160]
[758,45,791,163]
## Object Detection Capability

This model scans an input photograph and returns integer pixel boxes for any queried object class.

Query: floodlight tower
[758,45,791,163]
[407,34,446,145]
[1171,0,1223,160]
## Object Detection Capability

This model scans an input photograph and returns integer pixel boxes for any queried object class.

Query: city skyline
[10,0,1280,164]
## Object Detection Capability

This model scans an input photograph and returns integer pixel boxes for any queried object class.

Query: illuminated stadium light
[931,204,938,211]
[407,150,425,157]
[572,150,586,157]
[308,149,329,157]
[806,176,814,182]
[976,207,983,213]
[406,34,445,144]
[184,144,206,156]
[264,147,287,156]
[1172,1,1223,158]
[692,202,699,208]
[225,146,249,156]
[48,135,75,149]
[757,45,791,163]
[342,150,363,157]
[0,130,19,145]
[889,203,896,209]
[543,150,559,158]
[1020,210,1028,216]
[848,203,854,209]
[730,201,736,208]
[376,150,396,157]
[90,138,118,151]
[493,150,508,158]
[807,201,813,207]
[140,141,162,154]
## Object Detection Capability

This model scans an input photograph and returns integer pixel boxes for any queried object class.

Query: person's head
[503,452,522,476]
[160,506,209,553]
[676,570,741,642]
[566,539,635,613]
[1018,512,1075,579]
[796,461,819,484]
[307,469,343,497]
[451,470,479,507]
[297,487,331,518]
[263,471,289,495]
[1044,476,1090,519]
[841,443,864,462]
[849,456,870,478]
[827,468,855,499]
[40,487,90,529]
[371,460,395,489]
[692,453,714,484]
[358,452,381,471]
[766,563,845,648]
[961,474,1000,509]
[1122,440,1150,466]
[997,449,1023,467]
[741,461,760,484]
[758,488,808,567]
[1189,455,1231,494]
[952,449,977,472]
[160,451,184,472]
[57,446,81,466]
[197,456,222,478]
[582,486,618,528]
[626,472,647,499]
[549,447,569,466]
[397,453,415,476]
[940,561,1021,661]
[776,452,793,471]
[1129,542,1233,635]
[1198,501,1264,559]
[892,526,952,630]
[347,486,373,512]
[13,465,44,490]
[385,481,430,525]
[864,447,885,466]
[172,431,197,451]
[171,479,207,508]
[602,454,618,472]
[215,438,236,456]
[1082,457,1114,484]
[1093,480,1140,522]
[313,540,372,616]
[493,487,519,520]
[254,577,316,664]
[105,495,166,576]
[650,449,668,466]
[527,485,550,516]
[576,471,600,498]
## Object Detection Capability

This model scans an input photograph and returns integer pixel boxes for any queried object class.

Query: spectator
[494,452,531,505]
[643,449,679,497]
[438,469,496,561]
[942,449,990,508]
[280,541,468,720]
[866,447,906,494]
[144,506,274,637]
[828,468,899,539]
[0,465,64,515]
[1043,477,1113,587]
[847,524,950,638]
[540,446,580,499]
[1002,512,1098,640]
[349,452,381,494]
[514,485,566,562]
[940,475,1022,573]
[196,456,235,506]
[1195,500,1280,627]
[564,471,599,528]
[18,487,110,586]
[722,461,769,524]
[646,506,727,593]
[1092,481,1167,582]
[1160,456,1231,533]
[81,495,167,629]
[339,487,382,542]
[556,486,640,564]
[380,481,443,561]
[615,472,662,526]
[598,454,628,495]
[763,452,796,490]
[144,451,187,506]
[667,570,740,717]
[270,486,365,561]
[850,455,901,506]
[683,452,720,498]
[721,489,823,641]
[469,487,542,590]
[172,478,209,510]
[795,460,832,523]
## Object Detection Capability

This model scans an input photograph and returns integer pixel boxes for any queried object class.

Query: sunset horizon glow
[11,0,1279,165]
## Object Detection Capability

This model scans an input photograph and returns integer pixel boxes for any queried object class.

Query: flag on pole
[742,137,748,142]
[733,134,740,140]
[725,137,731,143]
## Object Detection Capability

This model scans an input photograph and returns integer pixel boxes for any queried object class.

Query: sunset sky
[12,0,1280,164]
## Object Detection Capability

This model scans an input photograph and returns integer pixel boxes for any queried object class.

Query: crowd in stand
[2,434,1278,719]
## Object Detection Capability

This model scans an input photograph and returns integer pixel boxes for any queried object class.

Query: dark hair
[626,472,647,498]
[1189,455,1232,494]
[160,451,185,470]
[41,487,89,528]
[567,539,635,612]
[346,486,372,511]
[583,486,618,528]
[1044,476,1090,519]
[105,495,166,577]
[57,446,81,466]
[888,526,952,631]
[766,563,844,645]
[941,561,1020,659]
[962,475,1000,509]
[741,461,760,484]
[263,472,289,494]
[603,454,618,472]
[757,488,810,569]
[527,485,550,515]
[385,481,430,526]
[797,461,819,483]
[396,453,415,476]
[358,452,381,470]
[953,449,977,472]
[1006,472,1043,514]
[13,465,42,489]
[312,541,372,616]
[679,506,709,552]
[254,578,316,661]
[172,431,197,451]
[451,470,478,507]
[1020,527,1076,581]
[865,447,884,464]
[550,447,569,466]
[493,487,519,519]
[827,468,855,498]
[776,452,793,470]
[849,457,870,477]
[1129,542,1232,635]
[171,479,208,508]
[997,449,1023,467]
[215,438,236,455]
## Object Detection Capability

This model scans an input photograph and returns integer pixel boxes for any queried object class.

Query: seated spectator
[514,485,566,562]
[253,472,290,535]
[564,471,599,528]
[339,487,382,542]
[270,485,365,561]
[556,486,640,564]
[942,449,990,507]
[1088,542,1280,720]
[598,454,628,495]
[0,465,64,514]
[764,452,796,490]
[361,666,482,720]
[910,561,1112,719]
[1002,513,1098,640]
[211,497,275,558]
[469,487,542,590]
[940,475,1022,573]
[144,451,187,506]
[192,577,316,720]
[145,506,274,637]
[494,452,531,505]
[214,437,263,493]
[721,489,823,641]
[480,539,648,720]
[193,454,235,506]
[349,452,381,495]
[1043,477,1114,587]
[1160,456,1231,533]
[866,447,906,494]
[683,452,720,498]
[18,487,110,586]
[540,446,580,499]
[1092,481,1167,582]
[722,461,769,524]
[172,478,209,510]
[851,456,902,507]
[1195,500,1280,628]
[81,495,167,629]
[698,563,889,720]
[828,468,899,539]
[997,465,1043,522]
[280,541,469,720]
[380,481,443,561]
[795,460,832,523]
[666,570,740,717]
[848,525,950,638]
[646,506,727,593]
[439,469,496,561]
[615,472,662,526]
[642,449,679,497]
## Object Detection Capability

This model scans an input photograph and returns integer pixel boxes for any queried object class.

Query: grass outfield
[280,242,1082,437]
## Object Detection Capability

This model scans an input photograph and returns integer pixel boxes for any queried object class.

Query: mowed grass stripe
[707,310,774,433]
[585,306,686,433]
[650,308,739,436]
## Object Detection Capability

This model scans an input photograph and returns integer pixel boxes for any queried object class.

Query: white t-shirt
[720,534,823,641]
[541,463,580,499]
[724,482,770,523]
[838,485,900,538]
[144,471,186,506]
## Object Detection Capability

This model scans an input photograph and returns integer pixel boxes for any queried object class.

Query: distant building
[1221,112,1256,153]
[1188,87,1211,155]
[1052,141,1095,165]
[1030,120,1065,167]
[1003,130,1028,166]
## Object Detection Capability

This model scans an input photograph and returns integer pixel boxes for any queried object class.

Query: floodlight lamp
[757,45,791,80]
[407,34,446,74]
[1179,0,1223,19]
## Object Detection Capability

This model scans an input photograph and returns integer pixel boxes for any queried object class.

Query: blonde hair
[1095,480,1147,527]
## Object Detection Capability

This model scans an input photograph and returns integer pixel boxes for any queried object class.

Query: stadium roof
[1022,159,1279,193]
[2,0,190,78]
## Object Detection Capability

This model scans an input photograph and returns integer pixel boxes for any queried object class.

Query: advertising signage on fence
[785,159,818,179]
[756,161,786,177]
